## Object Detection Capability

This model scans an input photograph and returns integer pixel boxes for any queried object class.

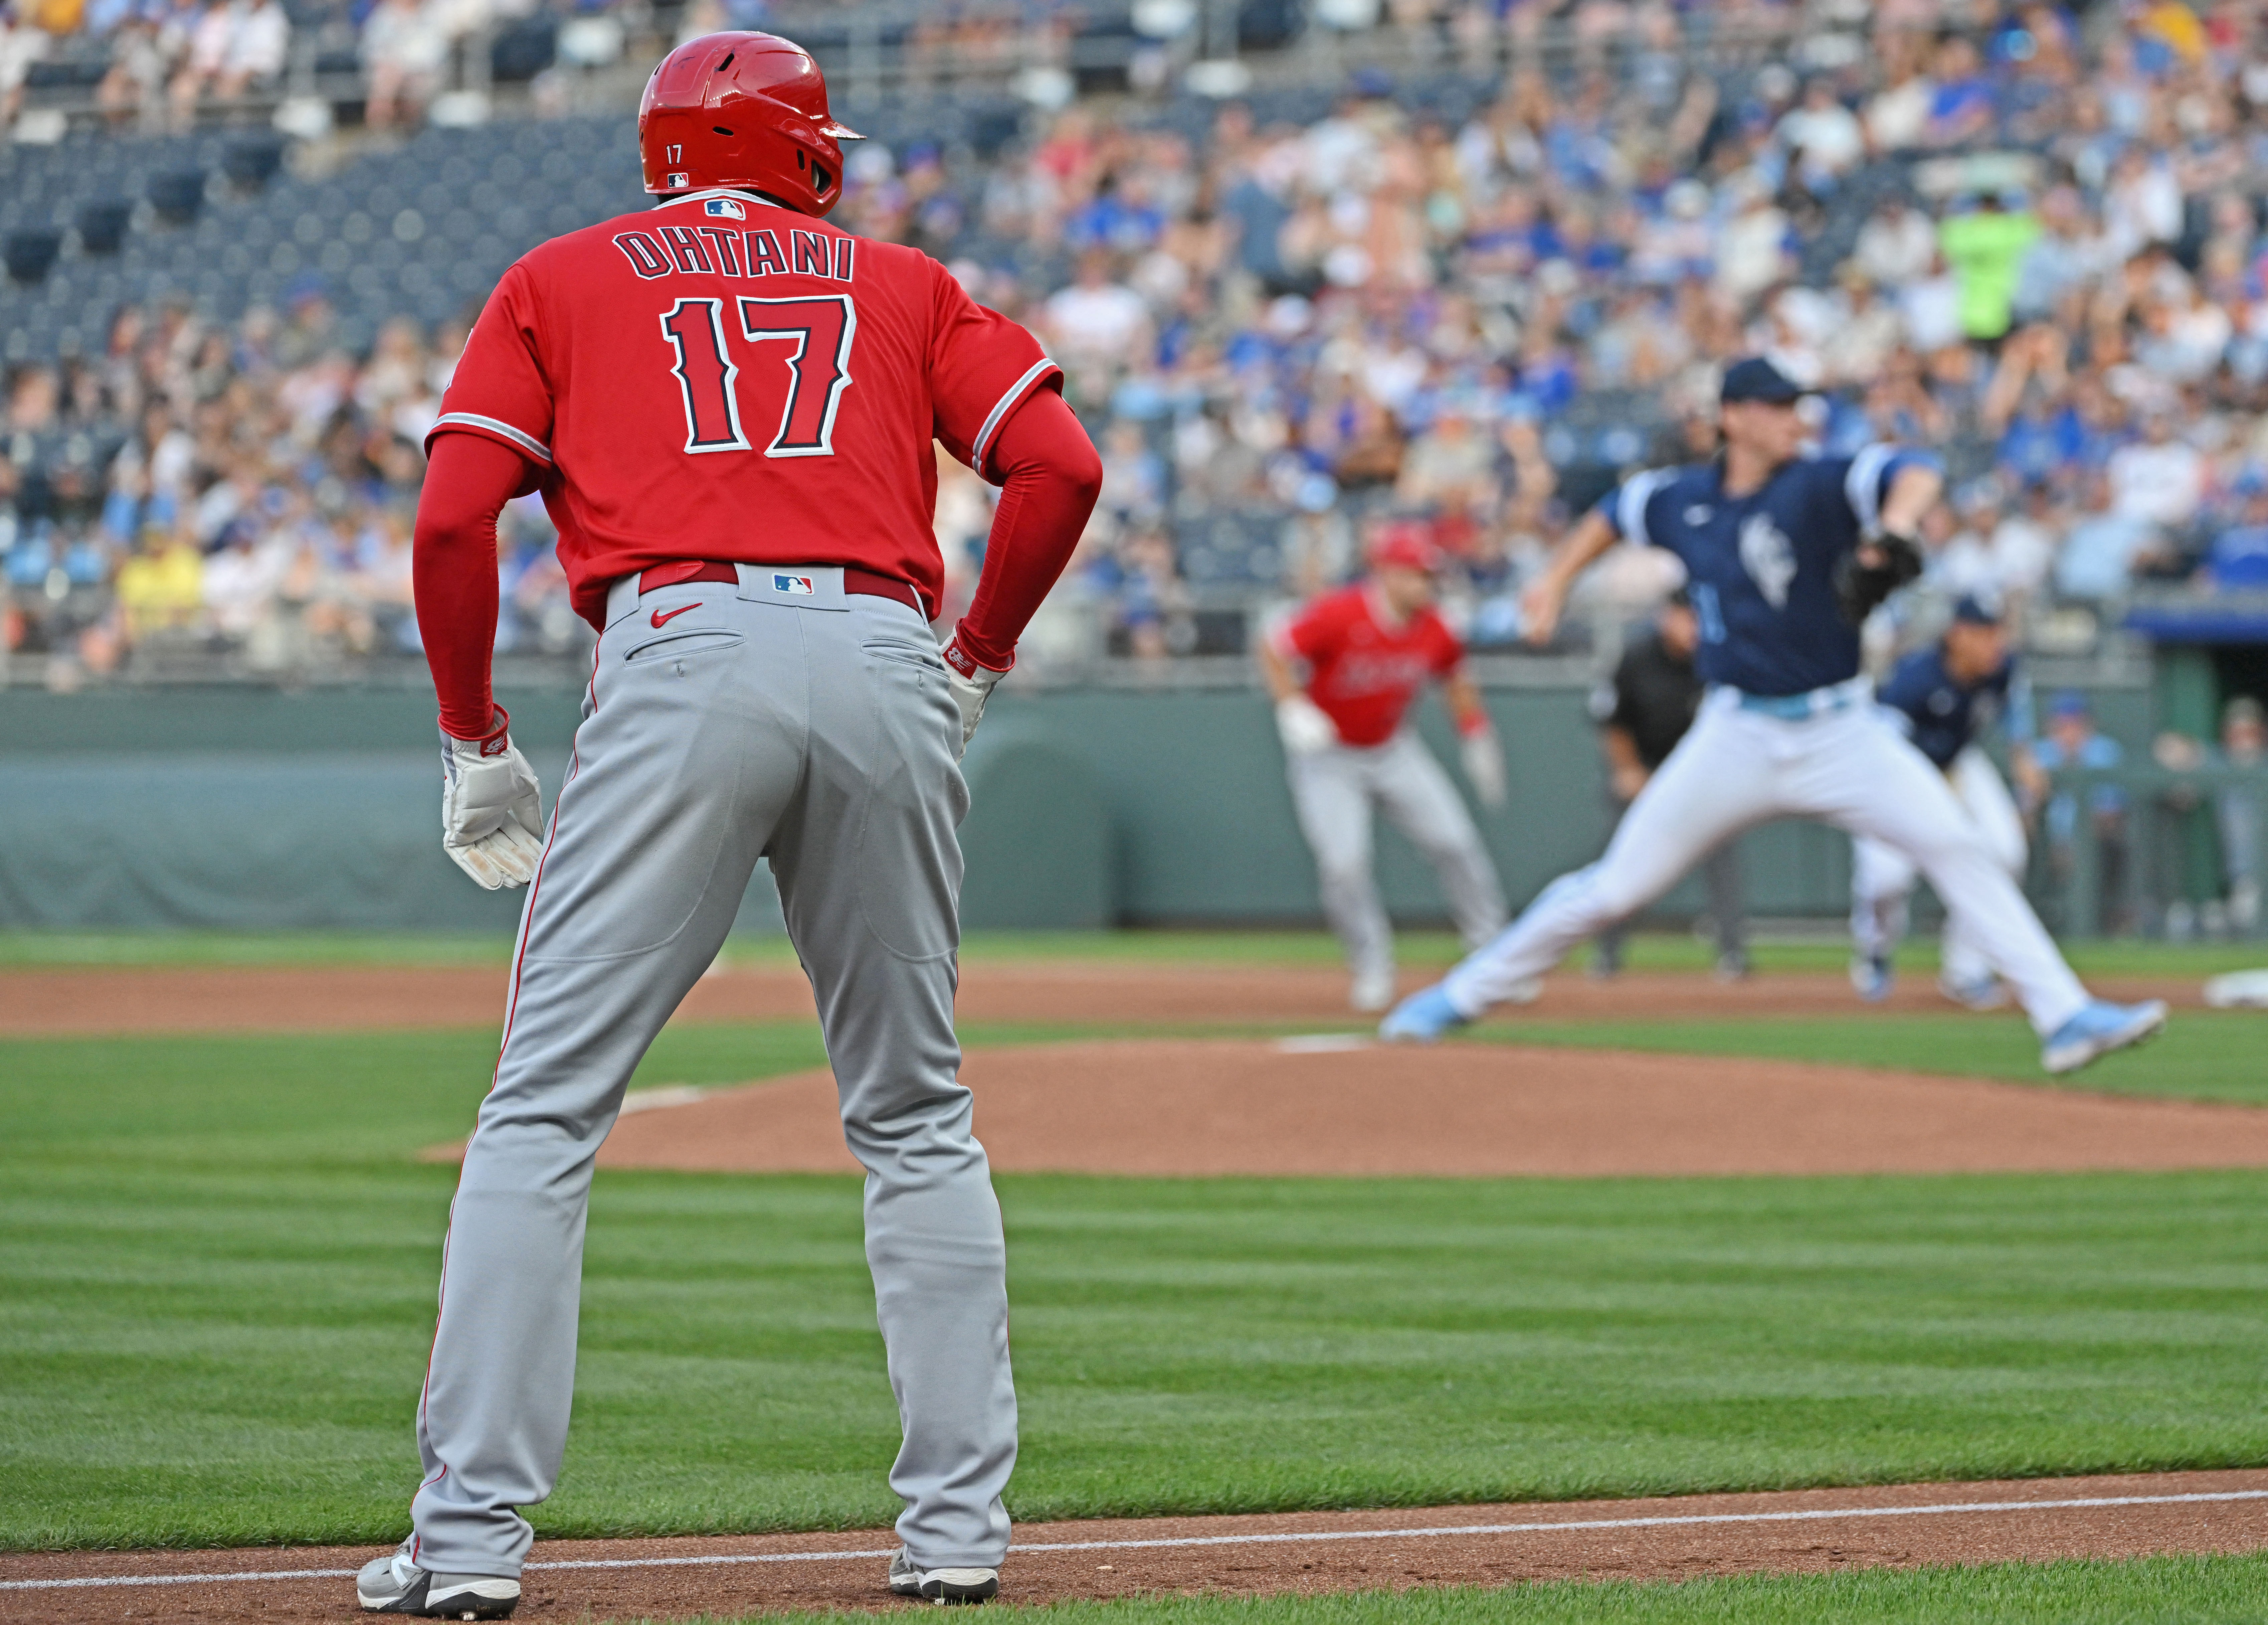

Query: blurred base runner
[1261,523,1508,1012]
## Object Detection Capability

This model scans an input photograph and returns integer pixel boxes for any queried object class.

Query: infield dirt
[8,1470,2265,1620]
[408,1035,2268,1178]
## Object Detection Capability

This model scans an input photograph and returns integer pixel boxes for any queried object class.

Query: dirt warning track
[7,1470,2264,1620]
[0,961,2216,1035]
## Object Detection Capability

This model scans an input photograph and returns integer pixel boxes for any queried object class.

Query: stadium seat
[76,201,132,256]
[147,170,208,225]
[4,231,63,286]
[223,137,288,193]
[492,19,559,82]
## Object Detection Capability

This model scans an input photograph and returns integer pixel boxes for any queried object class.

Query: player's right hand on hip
[439,708,547,890]
[940,632,1006,762]
[1275,694,1338,756]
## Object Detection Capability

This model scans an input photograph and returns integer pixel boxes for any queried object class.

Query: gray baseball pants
[1287,729,1507,982]
[409,565,1015,1580]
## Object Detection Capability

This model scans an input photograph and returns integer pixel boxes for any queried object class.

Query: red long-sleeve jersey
[414,188,1100,737]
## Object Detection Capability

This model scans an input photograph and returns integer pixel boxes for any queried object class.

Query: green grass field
[712,1554,2268,1622]
[6,1018,2268,1550]
[1479,1011,2268,1103]
[3,932,2264,1618]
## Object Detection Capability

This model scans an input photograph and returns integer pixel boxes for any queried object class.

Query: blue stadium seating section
[0,69,1562,363]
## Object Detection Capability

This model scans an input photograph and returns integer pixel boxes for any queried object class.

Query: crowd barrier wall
[0,679,2160,934]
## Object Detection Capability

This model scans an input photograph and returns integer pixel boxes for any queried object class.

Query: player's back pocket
[621,628,746,665]
[862,637,946,676]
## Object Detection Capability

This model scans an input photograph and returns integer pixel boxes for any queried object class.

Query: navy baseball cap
[1952,591,2003,626]
[1719,357,1812,405]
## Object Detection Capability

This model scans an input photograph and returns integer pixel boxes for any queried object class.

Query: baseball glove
[1833,531,1923,625]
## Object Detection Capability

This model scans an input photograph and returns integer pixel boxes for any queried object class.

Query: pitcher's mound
[529,1039,2268,1178]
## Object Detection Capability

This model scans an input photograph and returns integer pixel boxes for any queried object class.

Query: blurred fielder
[1382,358,2166,1076]
[1260,523,1509,1012]
[1590,585,1749,982]
[1849,592,2042,1009]
[368,31,1098,1615]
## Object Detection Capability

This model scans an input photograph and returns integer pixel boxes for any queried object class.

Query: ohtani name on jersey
[612,225,856,284]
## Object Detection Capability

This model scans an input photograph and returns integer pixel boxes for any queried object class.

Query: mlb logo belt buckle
[736,563,848,610]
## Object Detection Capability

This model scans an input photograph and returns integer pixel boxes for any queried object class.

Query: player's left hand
[1460,724,1508,809]
[439,709,547,890]
[940,632,1007,761]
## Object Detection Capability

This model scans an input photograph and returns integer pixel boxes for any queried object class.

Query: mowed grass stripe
[6,1022,2266,1550]
[1466,1011,2268,1104]
[692,1555,2268,1623]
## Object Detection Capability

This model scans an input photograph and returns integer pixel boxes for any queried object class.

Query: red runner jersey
[428,186,1062,628]
[1278,584,1464,748]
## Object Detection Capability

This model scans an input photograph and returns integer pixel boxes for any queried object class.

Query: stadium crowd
[9,0,2268,681]
[0,0,766,133]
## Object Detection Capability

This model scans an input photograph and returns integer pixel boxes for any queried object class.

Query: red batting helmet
[637,32,863,217]
[1367,521,1442,574]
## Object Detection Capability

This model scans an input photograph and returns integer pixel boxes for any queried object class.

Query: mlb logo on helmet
[666,171,689,188]
[704,197,746,219]
[774,573,815,596]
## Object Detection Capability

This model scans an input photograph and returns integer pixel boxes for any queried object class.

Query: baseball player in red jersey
[1258,524,1508,1011]
[357,34,1099,1616]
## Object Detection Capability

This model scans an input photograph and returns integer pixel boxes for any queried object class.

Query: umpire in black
[1588,587,1750,979]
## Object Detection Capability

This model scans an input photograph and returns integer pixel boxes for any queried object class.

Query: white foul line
[6,1489,2264,1593]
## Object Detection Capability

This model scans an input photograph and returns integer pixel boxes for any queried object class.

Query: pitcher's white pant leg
[1443,698,1777,1013]
[1938,748,2029,985]
[1289,748,1391,981]
[1953,747,2028,872]
[1372,732,1508,949]
[1796,714,2087,1035]
[1850,835,1916,961]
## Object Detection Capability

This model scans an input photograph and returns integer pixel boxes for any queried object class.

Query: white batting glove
[439,708,547,890]
[940,632,1007,762]
[1460,724,1507,810]
[1275,694,1338,756]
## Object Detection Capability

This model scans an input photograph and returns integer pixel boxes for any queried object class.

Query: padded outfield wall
[0,673,2152,933]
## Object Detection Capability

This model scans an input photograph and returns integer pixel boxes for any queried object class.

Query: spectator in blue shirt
[1925,34,2001,147]
[1995,392,2085,485]
[1065,173,1166,256]
[2208,476,2268,590]
[2055,471,2165,599]
[2009,185,2101,328]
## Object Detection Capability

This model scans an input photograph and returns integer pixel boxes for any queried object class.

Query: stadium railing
[2047,765,2267,942]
